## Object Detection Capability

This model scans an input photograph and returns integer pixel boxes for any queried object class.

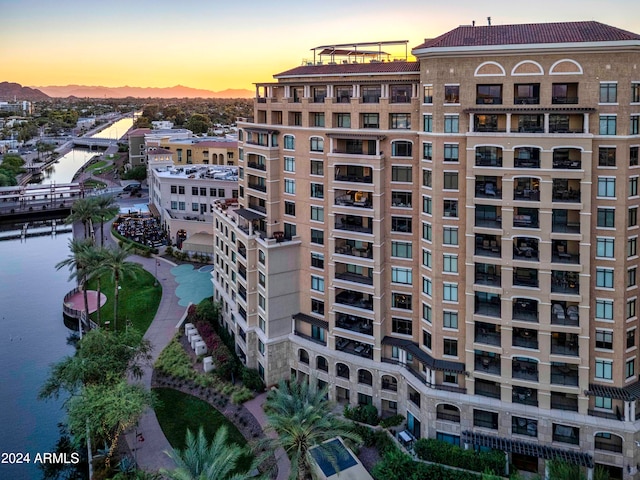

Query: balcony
[513,267,539,288]
[334,165,373,183]
[514,178,540,202]
[553,425,579,445]
[475,352,501,375]
[475,379,501,399]
[513,238,539,261]
[474,264,501,287]
[474,114,507,133]
[475,322,501,347]
[333,139,379,157]
[436,404,461,423]
[514,114,544,133]
[334,240,373,259]
[247,182,267,193]
[514,147,541,168]
[551,332,579,357]
[512,386,538,407]
[553,148,582,169]
[512,418,538,437]
[475,147,503,167]
[552,210,581,234]
[513,328,539,350]
[551,392,579,412]
[513,208,539,228]
[551,303,579,327]
[475,235,501,258]
[552,83,579,105]
[475,206,502,229]
[475,177,502,199]
[513,298,539,323]
[294,329,326,346]
[552,179,581,203]
[335,269,373,286]
[247,161,266,171]
[381,376,398,392]
[335,336,373,359]
[335,290,374,311]
[595,434,623,453]
[551,271,579,295]
[335,190,372,209]
[475,294,501,318]
[335,215,373,234]
[552,241,579,265]
[549,114,585,134]
[550,364,579,387]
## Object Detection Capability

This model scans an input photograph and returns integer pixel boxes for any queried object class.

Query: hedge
[413,438,504,475]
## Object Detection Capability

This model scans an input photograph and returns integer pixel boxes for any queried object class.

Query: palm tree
[65,197,98,239]
[96,244,144,330]
[161,426,262,480]
[56,238,95,334]
[92,195,119,246]
[262,380,361,480]
[83,246,108,326]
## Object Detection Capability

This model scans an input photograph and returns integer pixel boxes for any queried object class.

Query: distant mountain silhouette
[0,82,50,101]
[33,84,253,99]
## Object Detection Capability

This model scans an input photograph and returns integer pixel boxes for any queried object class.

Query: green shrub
[380,414,404,429]
[241,368,265,392]
[154,337,197,381]
[231,387,254,404]
[413,438,503,475]
[165,245,174,256]
[344,404,380,426]
[351,423,396,455]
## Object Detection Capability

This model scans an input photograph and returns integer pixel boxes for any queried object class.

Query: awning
[293,312,329,330]
[181,232,214,254]
[235,208,265,221]
[585,381,640,401]
[462,431,593,468]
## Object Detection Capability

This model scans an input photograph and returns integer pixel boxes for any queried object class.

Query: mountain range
[0,82,253,100]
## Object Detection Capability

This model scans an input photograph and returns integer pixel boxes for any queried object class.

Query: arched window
[358,369,373,385]
[336,362,350,379]
[381,375,397,391]
[594,432,623,453]
[283,134,295,150]
[436,403,461,423]
[316,356,328,372]
[298,349,309,364]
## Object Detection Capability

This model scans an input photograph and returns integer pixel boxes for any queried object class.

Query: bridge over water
[0,183,86,219]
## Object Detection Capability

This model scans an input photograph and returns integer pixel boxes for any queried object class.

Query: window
[392,318,412,335]
[423,169,432,187]
[598,147,616,167]
[178,186,185,194]
[630,177,639,197]
[284,222,296,239]
[596,268,614,288]
[596,359,613,380]
[392,166,412,182]
[629,267,637,287]
[599,115,617,135]
[595,396,612,410]
[392,293,412,310]
[191,187,198,195]
[599,83,617,103]
[258,340,264,355]
[422,222,432,241]
[423,277,432,296]
[477,84,502,104]
[443,283,458,302]
[596,330,613,349]
[311,299,324,315]
[362,113,379,129]
[423,85,433,103]
[390,113,411,129]
[392,141,412,157]
[310,160,324,176]
[284,201,296,216]
[283,135,295,150]
[628,329,636,349]
[423,330,432,349]
[291,112,302,126]
[310,137,324,152]
[284,179,295,194]
[284,156,295,172]
[311,252,324,269]
[258,294,266,310]
[191,202,199,212]
[444,338,458,356]
[423,196,432,214]
[444,85,460,103]
[391,217,412,233]
[443,227,458,245]
[597,178,616,197]
[443,311,458,329]
[422,249,432,268]
[444,172,458,190]
[312,112,325,127]
[423,114,433,132]
[391,241,412,258]
[626,359,635,379]
[444,144,459,162]
[310,206,324,222]
[443,254,458,273]
[596,299,614,320]
[629,299,637,319]
[392,267,412,285]
[443,200,458,218]
[258,249,265,264]
[362,85,381,103]
[630,208,638,227]
[633,83,640,103]
[423,303,432,324]
[629,237,638,257]
[336,113,351,128]
[596,238,615,258]
[310,183,324,199]
[632,147,639,167]
[423,142,433,160]
[170,201,177,209]
[444,115,459,133]
[178,202,185,210]
[259,272,266,287]
[598,208,615,228]
[631,115,639,135]
[310,229,324,245]
[311,275,324,292]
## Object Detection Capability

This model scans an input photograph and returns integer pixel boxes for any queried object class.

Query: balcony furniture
[567,306,579,322]
[552,304,566,320]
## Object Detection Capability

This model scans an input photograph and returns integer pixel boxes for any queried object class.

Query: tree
[92,195,119,246]
[56,238,95,325]
[66,378,153,468]
[262,380,361,480]
[161,427,263,480]
[96,245,145,330]
[83,246,108,325]
[65,197,99,239]
[186,113,211,135]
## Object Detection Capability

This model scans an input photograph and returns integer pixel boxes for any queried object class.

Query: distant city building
[0,100,32,115]
[151,120,174,130]
[211,21,640,479]
[76,117,96,130]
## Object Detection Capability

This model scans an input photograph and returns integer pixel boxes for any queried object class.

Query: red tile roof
[275,61,420,78]
[413,21,640,50]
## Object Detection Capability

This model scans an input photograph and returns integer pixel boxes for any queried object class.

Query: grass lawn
[87,268,161,334]
[82,179,107,189]
[153,388,252,461]
[85,160,108,172]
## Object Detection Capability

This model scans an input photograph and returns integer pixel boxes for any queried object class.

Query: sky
[1,0,639,92]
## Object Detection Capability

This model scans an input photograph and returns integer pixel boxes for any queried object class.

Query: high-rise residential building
[212,21,640,478]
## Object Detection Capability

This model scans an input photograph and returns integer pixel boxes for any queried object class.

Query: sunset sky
[1,0,639,92]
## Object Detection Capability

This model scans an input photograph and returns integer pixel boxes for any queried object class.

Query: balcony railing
[335,271,373,286]
[475,356,501,375]
[475,272,501,287]
[552,96,579,104]
[247,161,266,171]
[437,411,461,423]
[334,173,373,183]
[512,388,538,407]
[335,292,374,310]
[335,337,373,359]
[475,380,501,399]
[294,330,326,346]
[551,341,579,357]
[336,315,373,336]
[335,220,372,234]
[475,301,501,318]
[247,183,267,193]
[382,380,398,392]
[550,367,579,386]
[514,96,540,105]
[512,362,539,382]
[551,394,579,411]
[514,157,541,168]
[475,329,501,347]
[335,244,373,259]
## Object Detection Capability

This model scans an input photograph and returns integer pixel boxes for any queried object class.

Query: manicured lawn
[87,268,161,334]
[153,387,250,453]
[85,160,108,172]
